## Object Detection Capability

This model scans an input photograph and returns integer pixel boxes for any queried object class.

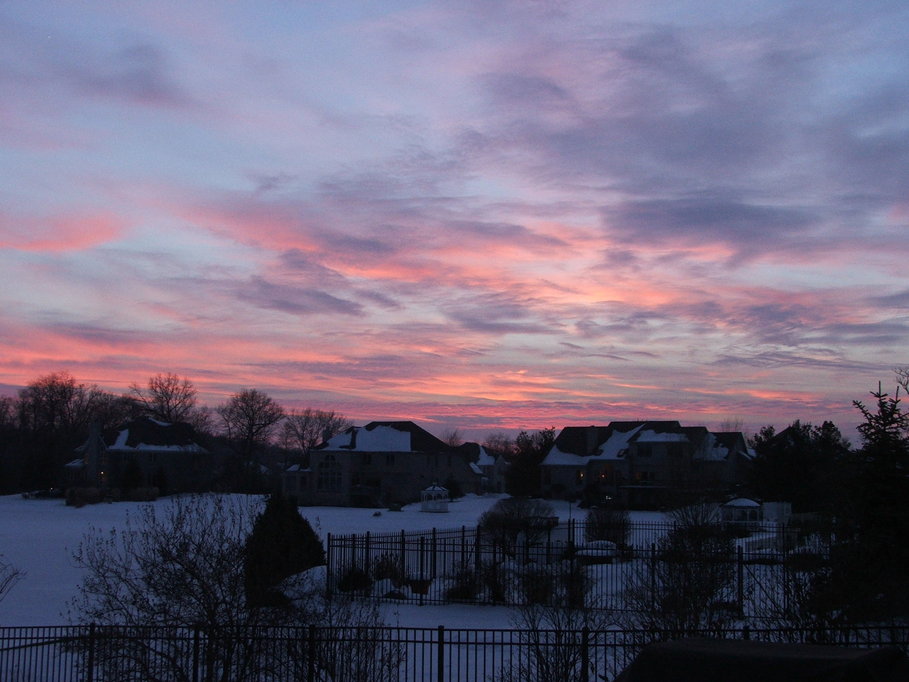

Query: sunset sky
[2,1,908,441]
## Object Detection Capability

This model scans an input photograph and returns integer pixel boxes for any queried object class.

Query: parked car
[574,539,619,564]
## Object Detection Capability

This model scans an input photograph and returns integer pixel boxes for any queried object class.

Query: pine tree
[823,384,909,623]
[244,493,325,608]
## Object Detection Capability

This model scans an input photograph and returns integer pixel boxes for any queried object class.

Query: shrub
[480,561,509,603]
[372,553,404,587]
[444,569,479,601]
[443,475,464,500]
[337,566,372,594]
[478,498,557,558]
[124,487,159,502]
[66,487,102,507]
[584,507,630,548]
[521,564,555,606]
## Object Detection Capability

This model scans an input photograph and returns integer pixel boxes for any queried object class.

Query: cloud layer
[2,0,908,439]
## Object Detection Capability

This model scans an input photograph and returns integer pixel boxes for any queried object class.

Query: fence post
[737,546,744,614]
[85,623,96,682]
[437,625,445,682]
[419,536,426,606]
[192,626,200,682]
[307,625,316,681]
[326,533,333,598]
[581,626,590,682]
[649,543,657,612]
[474,526,481,577]
[365,532,371,579]
[400,530,406,583]
[432,527,438,581]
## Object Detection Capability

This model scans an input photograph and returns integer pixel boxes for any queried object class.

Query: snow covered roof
[541,445,587,466]
[696,431,749,462]
[723,497,761,508]
[636,430,688,443]
[110,427,205,453]
[78,417,207,454]
[543,420,749,467]
[474,446,495,467]
[593,425,643,460]
[543,424,643,466]
[319,421,448,453]
[338,425,410,451]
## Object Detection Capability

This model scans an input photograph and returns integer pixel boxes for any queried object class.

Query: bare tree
[129,373,198,423]
[896,366,909,395]
[218,389,284,488]
[18,371,96,433]
[620,503,738,634]
[479,497,557,559]
[0,555,23,604]
[69,494,394,681]
[68,496,281,680]
[441,427,464,447]
[16,371,119,488]
[282,408,351,462]
[717,416,745,433]
[496,585,616,681]
[0,396,15,430]
[483,432,515,457]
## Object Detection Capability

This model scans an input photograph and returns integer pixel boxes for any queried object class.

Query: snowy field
[0,493,670,628]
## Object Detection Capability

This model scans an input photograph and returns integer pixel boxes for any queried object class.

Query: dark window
[317,455,342,491]
[634,470,655,483]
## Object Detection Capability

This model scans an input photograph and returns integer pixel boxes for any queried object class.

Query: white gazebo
[720,497,762,526]
[420,483,449,512]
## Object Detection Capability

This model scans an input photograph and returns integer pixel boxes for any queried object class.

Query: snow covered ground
[0,492,660,628]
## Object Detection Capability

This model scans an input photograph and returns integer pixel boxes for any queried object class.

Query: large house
[540,421,750,507]
[66,417,213,494]
[282,421,483,507]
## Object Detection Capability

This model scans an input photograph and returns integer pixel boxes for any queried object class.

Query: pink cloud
[0,212,126,252]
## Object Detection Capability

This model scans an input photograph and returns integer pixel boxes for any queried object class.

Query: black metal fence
[2,624,906,682]
[326,519,816,616]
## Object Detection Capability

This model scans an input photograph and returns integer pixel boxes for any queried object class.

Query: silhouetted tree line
[0,371,350,495]
[745,376,909,627]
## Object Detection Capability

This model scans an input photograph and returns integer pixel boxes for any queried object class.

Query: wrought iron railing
[1,624,905,682]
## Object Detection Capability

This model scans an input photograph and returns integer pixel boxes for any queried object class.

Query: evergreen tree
[828,384,909,622]
[748,420,849,512]
[505,428,555,497]
[244,493,324,608]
